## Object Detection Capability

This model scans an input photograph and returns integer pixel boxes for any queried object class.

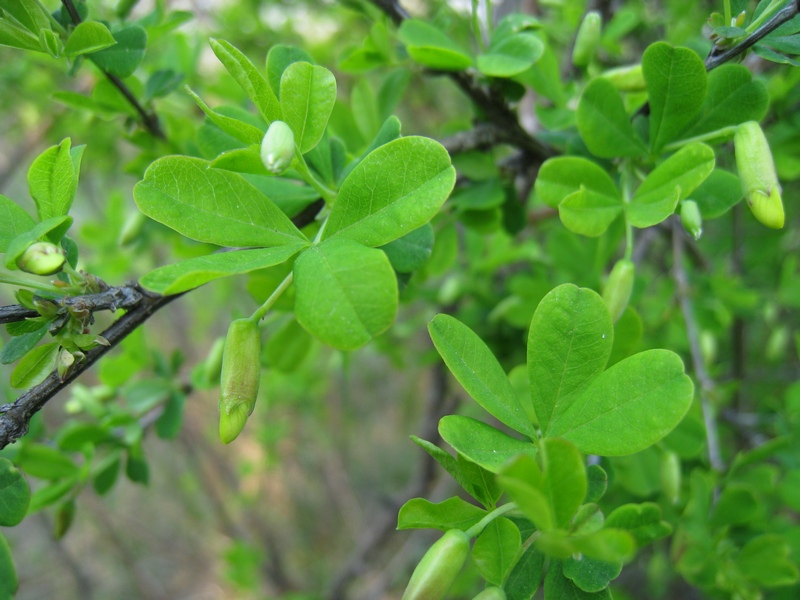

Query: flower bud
[202,337,226,387]
[219,318,262,444]
[660,450,681,505]
[680,200,703,240]
[402,529,470,600]
[472,587,507,600]
[572,11,602,67]
[602,259,635,323]
[600,64,645,92]
[734,121,784,229]
[16,242,66,275]
[260,120,295,175]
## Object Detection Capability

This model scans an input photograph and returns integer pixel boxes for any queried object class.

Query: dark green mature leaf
[0,195,35,253]
[397,497,487,531]
[293,239,397,350]
[577,77,647,158]
[692,168,742,219]
[477,32,544,77]
[28,138,83,222]
[90,25,147,78]
[505,543,545,600]
[563,555,622,593]
[63,21,116,57]
[429,315,535,436]
[439,416,537,473]
[472,517,521,585]
[0,533,18,598]
[397,20,473,70]
[134,156,306,247]
[10,343,59,389]
[139,245,307,295]
[643,42,707,152]
[324,137,455,247]
[0,324,49,365]
[380,224,434,273]
[544,560,612,599]
[280,62,336,153]
[528,285,613,434]
[534,157,621,209]
[0,458,30,526]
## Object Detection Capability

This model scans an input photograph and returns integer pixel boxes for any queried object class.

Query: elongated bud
[203,337,226,386]
[472,587,507,600]
[734,121,784,229]
[260,120,295,175]
[402,529,470,600]
[119,212,147,247]
[600,64,645,92]
[660,450,681,505]
[680,200,703,240]
[602,259,635,323]
[572,11,602,67]
[219,319,262,444]
[16,242,66,275]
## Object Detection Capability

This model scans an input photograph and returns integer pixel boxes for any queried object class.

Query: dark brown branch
[60,0,165,139]
[0,285,143,325]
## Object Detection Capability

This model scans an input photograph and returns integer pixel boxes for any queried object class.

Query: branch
[705,0,800,71]
[0,284,143,324]
[60,0,165,139]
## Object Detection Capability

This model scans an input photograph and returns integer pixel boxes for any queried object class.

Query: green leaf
[15,443,79,480]
[324,137,455,247]
[0,195,35,253]
[0,533,18,599]
[28,478,76,513]
[577,77,647,158]
[28,138,81,222]
[680,64,769,139]
[534,157,621,209]
[1,0,50,34]
[133,156,306,247]
[709,485,759,527]
[559,188,624,237]
[0,324,49,365]
[266,44,314,96]
[439,415,538,473]
[572,529,635,563]
[140,245,306,294]
[0,15,41,52]
[477,33,544,77]
[0,458,30,526]
[211,145,268,175]
[397,19,473,71]
[90,25,147,78]
[642,42,707,152]
[155,391,185,440]
[528,285,613,435]
[563,555,622,593]
[585,465,608,504]
[186,88,264,146]
[4,215,73,269]
[544,561,613,599]
[628,142,715,228]
[380,224,434,273]
[472,517,521,585]
[692,168,742,219]
[279,61,336,153]
[538,438,587,529]
[397,497,487,531]
[548,350,694,455]
[429,315,535,436]
[10,342,59,389]
[504,543,545,600]
[264,318,313,372]
[63,21,116,57]
[210,38,282,124]
[293,238,397,350]
[499,455,553,530]
[736,534,799,587]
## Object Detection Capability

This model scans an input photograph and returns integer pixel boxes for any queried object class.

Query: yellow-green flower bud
[572,11,602,67]
[680,200,703,240]
[16,242,66,275]
[600,64,645,92]
[602,259,635,323]
[219,318,262,444]
[472,587,507,600]
[734,121,784,229]
[260,120,295,175]
[402,529,470,600]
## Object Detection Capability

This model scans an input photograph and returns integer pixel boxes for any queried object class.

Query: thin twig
[0,284,143,324]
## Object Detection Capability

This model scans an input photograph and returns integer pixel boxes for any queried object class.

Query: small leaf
[0,533,18,598]
[380,224,434,273]
[477,33,544,77]
[397,497,487,531]
[0,458,30,527]
[577,77,647,158]
[0,324,49,365]
[90,25,147,78]
[504,543,545,600]
[63,21,116,57]
[28,138,80,222]
[472,517,521,585]
[535,157,620,209]
[563,555,622,593]
[16,444,79,480]
[266,44,314,95]
[539,438,587,529]
[279,62,336,153]
[499,455,552,531]
[4,215,73,269]
[398,20,473,71]
[692,168,742,219]
[439,415,538,473]
[736,534,799,587]
[559,188,623,237]
[0,195,35,253]
[10,343,59,389]
[186,87,264,146]
[604,502,673,547]
[544,560,612,599]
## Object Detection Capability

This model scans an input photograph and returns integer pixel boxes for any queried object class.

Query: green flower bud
[734,121,784,229]
[572,11,602,67]
[472,587,507,600]
[16,242,66,275]
[260,120,295,175]
[660,450,681,505]
[602,259,635,323]
[402,529,470,600]
[202,337,226,387]
[219,318,262,444]
[118,211,148,247]
[680,200,703,240]
[600,64,645,92]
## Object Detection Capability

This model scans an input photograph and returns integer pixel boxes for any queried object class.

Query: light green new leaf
[0,533,18,599]
[279,62,336,153]
[438,415,538,473]
[63,21,116,57]
[1,0,50,34]
[498,454,553,531]
[397,20,473,71]
[266,44,315,96]
[472,517,521,586]
[680,64,768,139]
[0,195,35,253]
[324,137,455,246]
[28,139,82,222]
[293,238,397,350]
[643,42,707,152]
[90,25,146,78]
[133,156,305,247]
[0,458,30,526]
[548,350,694,456]
[210,38,282,125]
[540,438,587,529]
[0,16,41,52]
[628,142,715,228]
[429,314,535,436]
[477,32,544,77]
[535,157,620,209]
[139,245,306,294]
[577,77,647,158]
[10,343,59,389]
[528,285,613,434]
[397,497,487,531]
[559,188,623,237]
[187,87,264,146]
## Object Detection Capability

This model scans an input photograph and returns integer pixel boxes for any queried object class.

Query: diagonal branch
[0,285,144,325]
